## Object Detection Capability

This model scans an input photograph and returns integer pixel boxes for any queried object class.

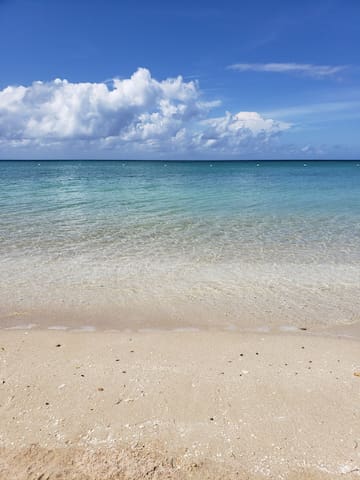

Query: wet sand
[2,260,360,335]
[0,329,359,479]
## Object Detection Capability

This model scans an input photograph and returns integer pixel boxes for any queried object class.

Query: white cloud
[228,63,346,78]
[0,68,204,141]
[192,112,290,152]
[0,68,290,157]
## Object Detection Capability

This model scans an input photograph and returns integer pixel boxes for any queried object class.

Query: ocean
[1,160,360,332]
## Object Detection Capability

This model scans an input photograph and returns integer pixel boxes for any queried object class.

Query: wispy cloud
[228,63,347,78]
[264,100,360,119]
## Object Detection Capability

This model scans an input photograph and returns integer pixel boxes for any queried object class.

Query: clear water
[1,160,360,331]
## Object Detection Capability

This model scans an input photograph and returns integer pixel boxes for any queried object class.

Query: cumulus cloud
[192,112,290,152]
[0,68,290,157]
[228,62,346,78]
[0,68,204,140]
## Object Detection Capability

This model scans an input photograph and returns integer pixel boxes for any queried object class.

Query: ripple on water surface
[1,161,360,330]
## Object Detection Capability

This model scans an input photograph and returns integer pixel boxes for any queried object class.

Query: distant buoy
[256,164,260,167]
[304,163,307,166]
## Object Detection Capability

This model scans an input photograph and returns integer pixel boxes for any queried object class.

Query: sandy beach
[1,329,359,479]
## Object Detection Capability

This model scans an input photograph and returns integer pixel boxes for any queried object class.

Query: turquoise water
[1,160,360,330]
[1,160,360,262]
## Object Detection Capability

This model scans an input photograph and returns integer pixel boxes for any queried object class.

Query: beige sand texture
[0,330,359,479]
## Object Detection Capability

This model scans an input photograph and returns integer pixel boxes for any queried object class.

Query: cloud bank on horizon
[0,68,292,158]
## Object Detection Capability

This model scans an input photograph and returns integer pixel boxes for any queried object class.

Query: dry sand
[0,329,359,479]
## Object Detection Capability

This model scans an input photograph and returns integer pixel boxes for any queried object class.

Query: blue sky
[0,0,359,159]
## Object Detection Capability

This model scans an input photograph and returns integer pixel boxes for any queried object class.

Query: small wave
[5,323,38,330]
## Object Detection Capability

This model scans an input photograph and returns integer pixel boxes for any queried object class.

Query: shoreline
[1,329,359,479]
[2,319,360,340]
[2,259,360,336]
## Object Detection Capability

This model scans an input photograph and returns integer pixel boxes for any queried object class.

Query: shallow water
[1,160,360,330]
